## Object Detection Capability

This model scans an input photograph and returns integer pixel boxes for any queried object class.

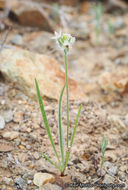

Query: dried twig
[0,27,10,52]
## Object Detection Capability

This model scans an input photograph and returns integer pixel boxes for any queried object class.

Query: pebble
[7,188,13,190]
[33,152,40,160]
[14,177,25,189]
[103,174,115,183]
[114,18,124,29]
[2,177,13,185]
[26,127,32,133]
[119,165,127,172]
[11,34,23,45]
[2,110,13,123]
[108,166,118,176]
[0,115,5,129]
[39,183,62,190]
[33,173,55,187]
[97,168,106,177]
[2,131,19,140]
[13,111,24,123]
[26,144,31,150]
[27,180,32,185]
[118,171,126,181]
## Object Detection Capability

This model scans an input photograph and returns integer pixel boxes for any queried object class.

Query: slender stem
[64,52,69,148]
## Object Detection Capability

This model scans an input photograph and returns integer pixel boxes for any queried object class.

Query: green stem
[101,154,104,167]
[64,52,69,148]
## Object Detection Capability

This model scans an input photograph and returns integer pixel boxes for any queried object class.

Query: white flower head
[52,31,75,54]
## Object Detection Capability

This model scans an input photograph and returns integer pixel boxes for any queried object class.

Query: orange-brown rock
[4,0,54,31]
[98,68,128,95]
[0,48,85,101]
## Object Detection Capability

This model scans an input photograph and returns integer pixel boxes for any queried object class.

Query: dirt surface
[0,1,128,190]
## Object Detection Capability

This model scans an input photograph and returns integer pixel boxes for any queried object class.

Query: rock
[35,159,58,174]
[2,110,13,123]
[108,115,127,133]
[0,115,5,129]
[114,18,124,30]
[98,69,128,95]
[0,48,85,100]
[39,183,62,190]
[13,111,24,123]
[33,173,55,187]
[0,0,5,9]
[33,152,40,160]
[105,0,127,12]
[103,161,112,169]
[2,177,13,186]
[103,174,115,183]
[11,34,23,45]
[2,131,19,140]
[9,1,53,31]
[23,31,53,54]
[108,166,118,176]
[14,177,25,189]
[0,143,13,152]
[118,171,126,181]
[26,144,31,150]
[119,165,127,172]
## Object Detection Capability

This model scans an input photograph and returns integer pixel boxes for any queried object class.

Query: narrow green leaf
[70,105,82,147]
[42,153,60,169]
[58,84,65,168]
[35,79,61,167]
[64,151,70,171]
[64,105,82,170]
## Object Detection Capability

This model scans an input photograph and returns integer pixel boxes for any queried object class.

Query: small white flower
[52,31,75,54]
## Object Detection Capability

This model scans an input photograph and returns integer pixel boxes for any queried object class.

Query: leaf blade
[42,153,60,169]
[35,79,61,167]
[70,105,82,147]
[64,105,82,170]
[58,84,65,169]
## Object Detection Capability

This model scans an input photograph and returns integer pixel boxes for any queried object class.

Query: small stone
[33,152,40,160]
[122,129,128,140]
[11,34,23,45]
[7,188,13,190]
[29,164,35,169]
[108,115,126,134]
[2,131,19,140]
[14,177,25,189]
[0,115,5,129]
[33,173,55,187]
[2,110,13,123]
[23,173,29,179]
[27,180,32,185]
[114,18,124,30]
[13,111,24,123]
[118,171,126,181]
[108,166,118,176]
[2,177,13,185]
[39,183,62,190]
[18,145,25,150]
[26,144,31,150]
[103,174,115,183]
[103,161,112,169]
[33,123,40,130]
[26,127,32,133]
[2,160,8,168]
[119,165,127,172]
[97,169,106,177]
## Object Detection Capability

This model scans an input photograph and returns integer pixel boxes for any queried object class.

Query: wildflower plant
[35,31,81,176]
[100,134,108,167]
[93,2,103,44]
[107,20,115,36]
